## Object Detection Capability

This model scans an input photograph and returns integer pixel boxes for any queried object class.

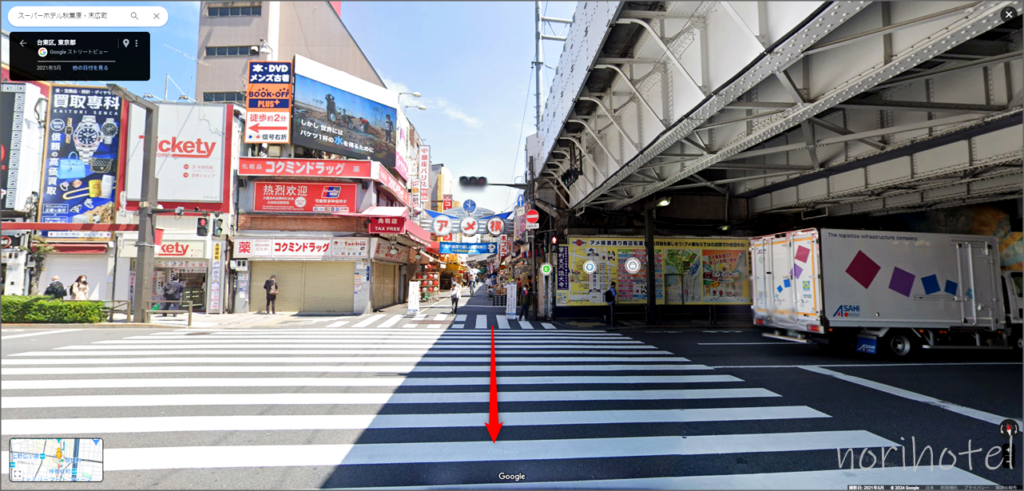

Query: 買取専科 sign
[438,242,497,255]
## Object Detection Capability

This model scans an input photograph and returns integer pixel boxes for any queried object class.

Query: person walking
[70,275,89,301]
[605,281,617,326]
[263,275,279,314]
[162,275,184,316]
[450,281,461,315]
[43,275,66,300]
[518,278,534,321]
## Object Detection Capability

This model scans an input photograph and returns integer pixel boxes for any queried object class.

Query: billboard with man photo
[291,74,400,176]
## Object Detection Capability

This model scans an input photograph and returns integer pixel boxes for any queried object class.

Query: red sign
[254,182,356,213]
[368,216,406,234]
[239,158,373,178]
[373,162,411,207]
[525,209,540,223]
[157,137,217,159]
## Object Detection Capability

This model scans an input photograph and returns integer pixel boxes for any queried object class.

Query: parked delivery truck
[750,228,1022,357]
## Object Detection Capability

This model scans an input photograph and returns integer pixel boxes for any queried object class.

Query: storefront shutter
[249,261,304,313]
[301,261,354,313]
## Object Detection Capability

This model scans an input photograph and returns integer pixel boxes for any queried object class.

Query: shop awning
[48,244,107,254]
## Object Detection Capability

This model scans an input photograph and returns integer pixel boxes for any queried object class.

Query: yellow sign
[562,236,750,306]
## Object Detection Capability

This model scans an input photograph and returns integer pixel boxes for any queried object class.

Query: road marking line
[143,329,622,336]
[455,315,467,322]
[2,355,691,365]
[345,467,993,490]
[75,343,655,350]
[0,329,80,340]
[800,366,1024,427]
[402,324,418,328]
[378,315,403,328]
[0,431,894,472]
[325,321,349,328]
[518,321,534,330]
[352,315,385,328]
[497,316,511,330]
[0,406,827,435]
[473,315,486,329]
[432,314,447,321]
[414,314,427,321]
[102,339,646,345]
[0,388,775,409]
[1,363,713,376]
[698,342,797,346]
[1,374,741,390]
[541,323,556,330]
[27,348,675,356]
[427,324,443,329]
[708,362,1023,369]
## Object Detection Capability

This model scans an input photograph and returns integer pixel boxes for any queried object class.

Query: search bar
[8,6,168,27]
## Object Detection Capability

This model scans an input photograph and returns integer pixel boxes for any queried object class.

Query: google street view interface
[1,0,1024,490]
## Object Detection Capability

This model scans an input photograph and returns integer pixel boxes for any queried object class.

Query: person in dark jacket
[162,275,184,316]
[518,277,534,321]
[43,275,66,300]
[605,281,617,326]
[263,275,279,314]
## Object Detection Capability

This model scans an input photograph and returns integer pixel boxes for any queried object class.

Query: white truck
[750,228,1023,357]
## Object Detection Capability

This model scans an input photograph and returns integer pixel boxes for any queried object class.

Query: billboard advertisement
[560,236,750,306]
[0,84,23,211]
[38,85,124,236]
[291,56,403,178]
[253,182,356,213]
[126,103,227,203]
[244,61,292,144]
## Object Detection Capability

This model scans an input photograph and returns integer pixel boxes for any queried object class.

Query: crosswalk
[310,313,561,330]
[0,327,995,488]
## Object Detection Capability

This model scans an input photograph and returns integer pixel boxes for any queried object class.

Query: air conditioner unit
[229,259,249,271]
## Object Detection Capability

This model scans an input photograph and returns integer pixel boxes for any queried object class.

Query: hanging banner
[561,236,750,306]
[418,146,430,210]
[556,245,569,306]
[439,242,497,255]
[1,84,24,211]
[38,85,123,238]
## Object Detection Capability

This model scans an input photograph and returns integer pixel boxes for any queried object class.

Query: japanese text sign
[245,61,292,144]
[253,182,356,213]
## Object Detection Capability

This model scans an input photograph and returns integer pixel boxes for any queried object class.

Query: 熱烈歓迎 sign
[253,182,356,214]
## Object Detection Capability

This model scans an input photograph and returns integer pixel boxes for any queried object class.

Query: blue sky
[2,0,576,214]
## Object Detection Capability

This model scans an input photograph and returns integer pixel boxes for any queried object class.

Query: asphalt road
[1,290,1021,489]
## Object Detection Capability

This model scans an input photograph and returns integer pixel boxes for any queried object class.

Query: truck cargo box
[751,228,1003,334]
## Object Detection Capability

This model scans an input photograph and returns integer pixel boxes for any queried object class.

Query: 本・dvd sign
[245,61,292,144]
[253,182,356,213]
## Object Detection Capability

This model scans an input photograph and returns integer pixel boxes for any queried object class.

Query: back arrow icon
[19,40,27,47]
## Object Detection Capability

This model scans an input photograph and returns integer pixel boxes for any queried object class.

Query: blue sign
[463,199,476,214]
[516,194,526,208]
[439,242,497,255]
[247,61,292,110]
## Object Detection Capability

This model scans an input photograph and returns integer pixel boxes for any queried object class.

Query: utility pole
[108,84,159,323]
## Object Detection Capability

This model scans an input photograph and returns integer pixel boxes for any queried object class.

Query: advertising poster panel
[559,237,750,306]
[126,103,226,203]
[244,61,292,144]
[253,182,356,213]
[291,73,402,177]
[38,85,123,238]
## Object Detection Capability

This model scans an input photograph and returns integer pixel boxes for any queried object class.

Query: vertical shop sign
[39,85,123,237]
[1,84,25,211]
[209,242,223,313]
[418,146,430,210]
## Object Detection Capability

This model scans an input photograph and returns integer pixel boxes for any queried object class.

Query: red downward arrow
[484,323,503,442]
[248,123,288,134]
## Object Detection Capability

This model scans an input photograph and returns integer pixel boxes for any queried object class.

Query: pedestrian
[384,114,394,143]
[263,275,279,314]
[518,278,534,321]
[605,281,617,326]
[450,280,461,314]
[43,275,66,300]
[70,275,89,301]
[162,275,184,316]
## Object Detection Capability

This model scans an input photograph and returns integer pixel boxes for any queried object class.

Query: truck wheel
[885,331,915,358]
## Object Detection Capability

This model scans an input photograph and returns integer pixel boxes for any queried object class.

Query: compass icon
[999,419,1019,440]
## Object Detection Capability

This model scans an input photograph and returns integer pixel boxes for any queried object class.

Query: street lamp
[643,195,673,325]
[399,92,421,98]
[404,105,426,111]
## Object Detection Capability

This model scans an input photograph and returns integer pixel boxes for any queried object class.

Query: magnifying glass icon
[130,12,138,20]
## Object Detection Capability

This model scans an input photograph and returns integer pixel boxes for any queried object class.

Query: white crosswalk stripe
[1,323,968,488]
[326,320,349,328]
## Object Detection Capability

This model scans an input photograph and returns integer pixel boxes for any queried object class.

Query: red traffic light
[198,218,208,226]
[551,236,558,245]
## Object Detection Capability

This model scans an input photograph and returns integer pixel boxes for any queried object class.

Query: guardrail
[144,300,193,327]
[101,300,132,322]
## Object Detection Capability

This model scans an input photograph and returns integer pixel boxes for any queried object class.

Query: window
[203,92,245,103]
[207,4,261,17]
[205,45,251,57]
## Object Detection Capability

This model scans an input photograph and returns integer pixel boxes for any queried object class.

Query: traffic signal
[197,217,209,237]
[459,176,487,187]
[212,219,224,237]
[551,236,558,245]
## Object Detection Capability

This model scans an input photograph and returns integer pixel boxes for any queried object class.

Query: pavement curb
[3,323,167,329]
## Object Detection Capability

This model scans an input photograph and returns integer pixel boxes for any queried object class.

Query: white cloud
[383,77,483,129]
